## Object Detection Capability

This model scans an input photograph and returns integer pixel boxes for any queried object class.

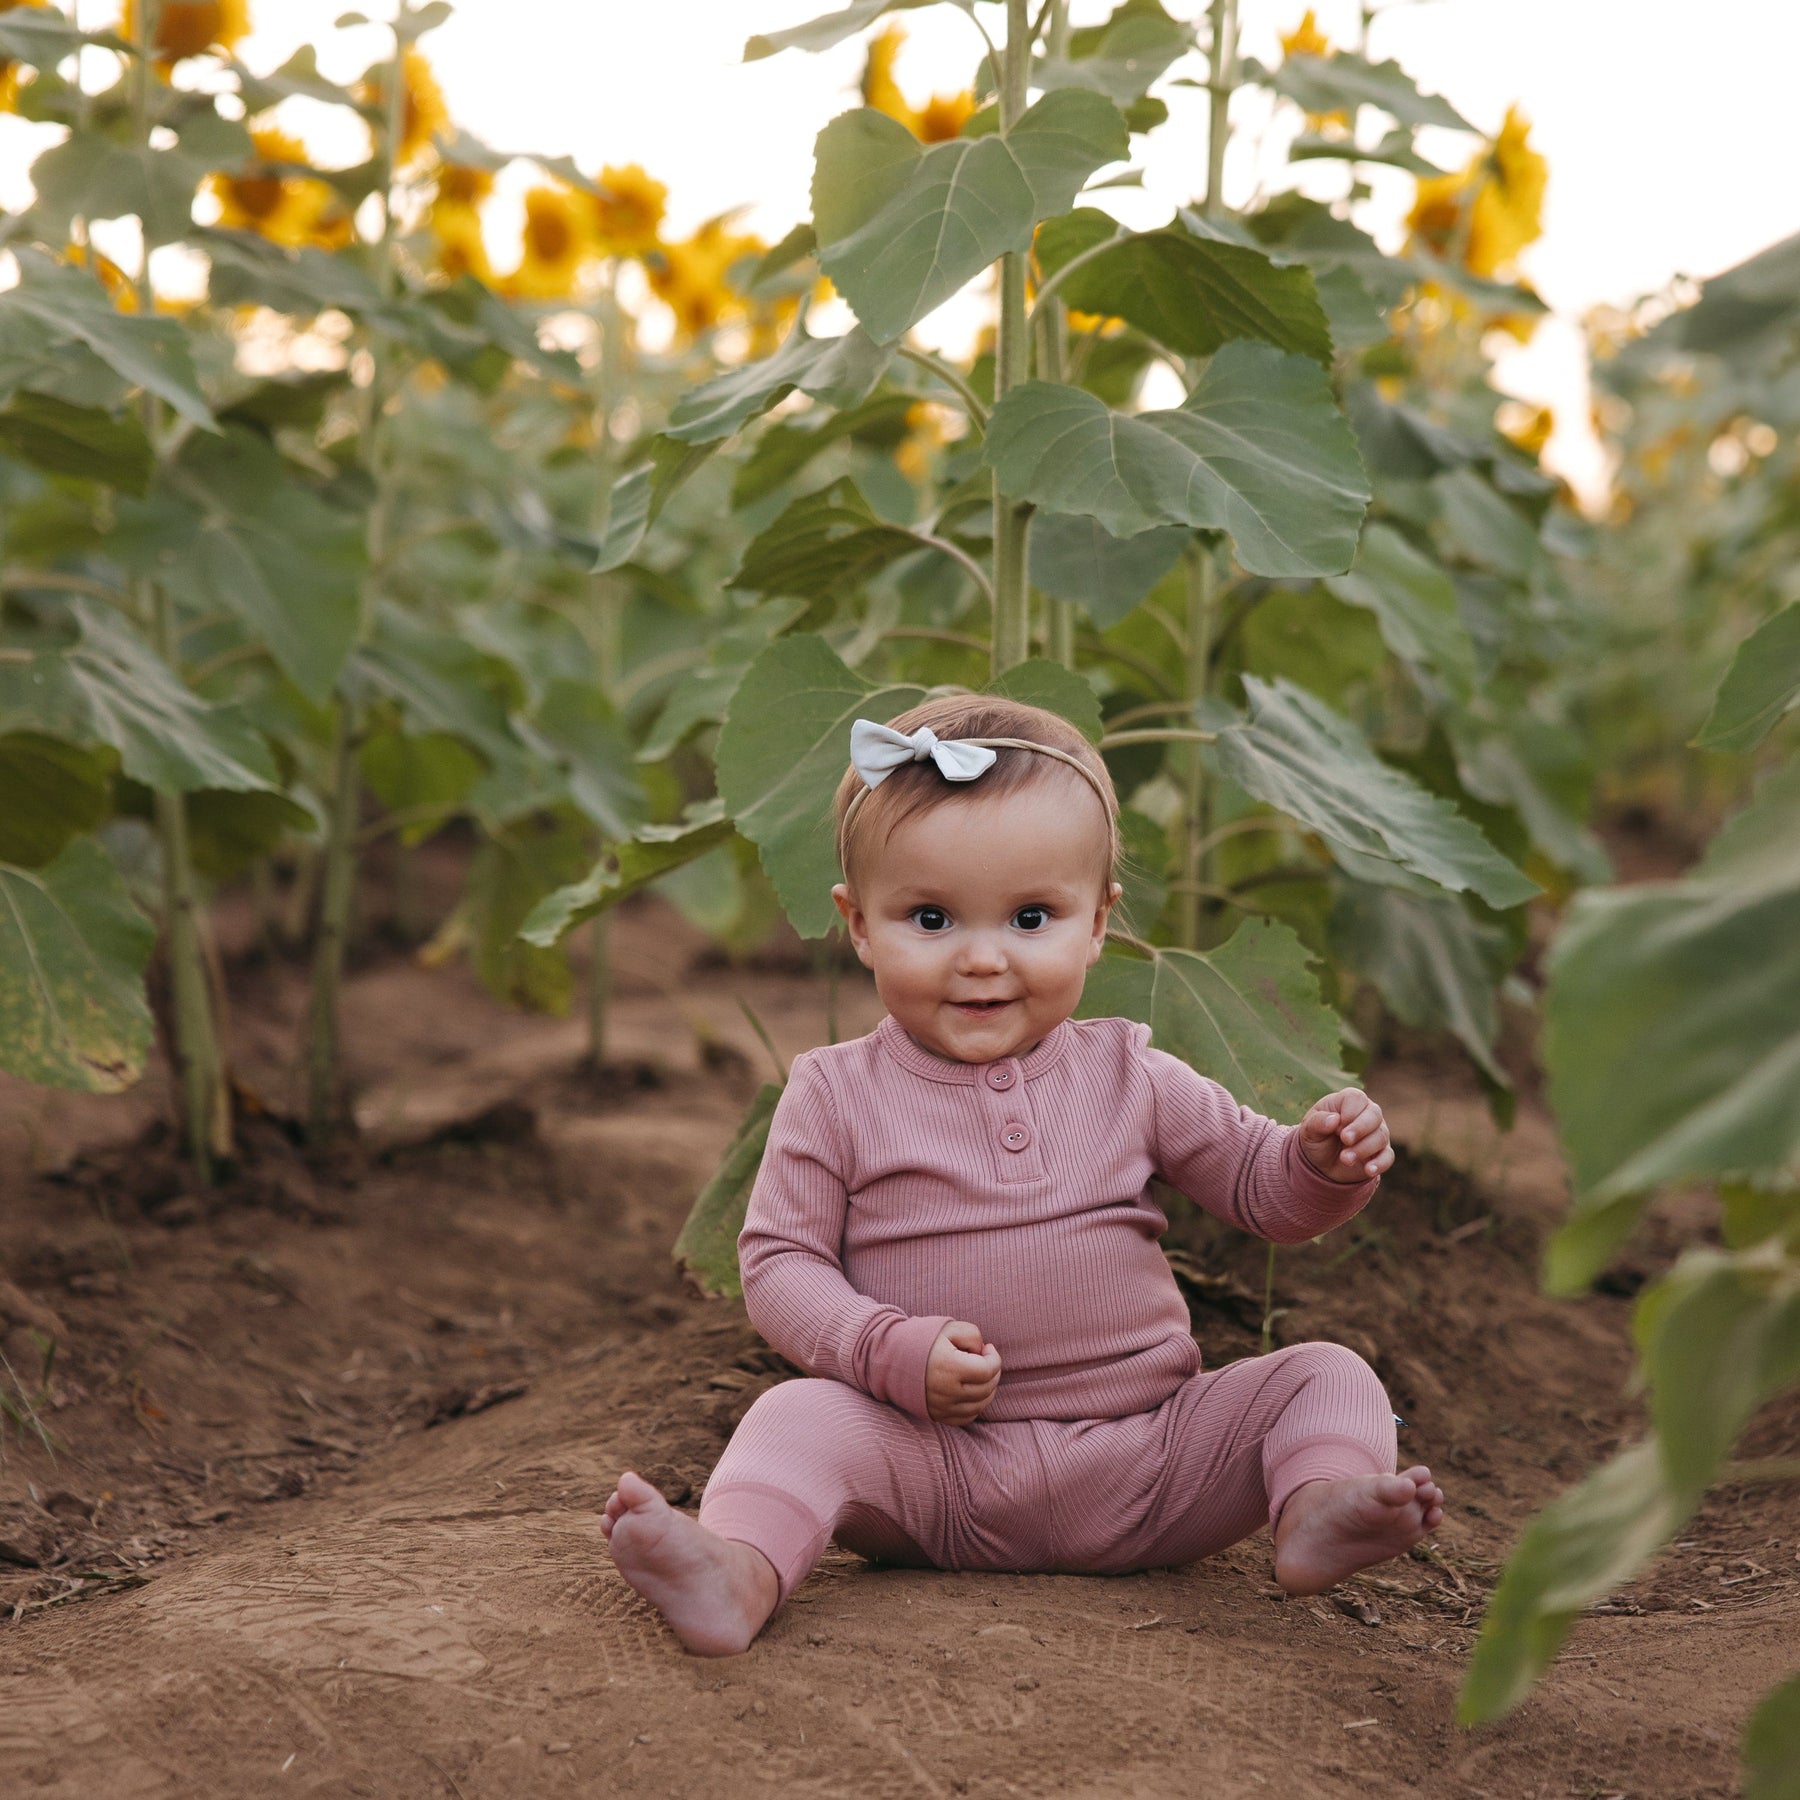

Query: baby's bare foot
[1273,1465,1444,1596]
[600,1470,779,1656]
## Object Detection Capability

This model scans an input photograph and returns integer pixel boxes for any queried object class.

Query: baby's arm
[1141,1046,1382,1242]
[737,1059,954,1420]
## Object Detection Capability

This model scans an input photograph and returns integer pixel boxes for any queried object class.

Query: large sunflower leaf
[1324,521,1475,703]
[982,343,1369,577]
[730,477,934,603]
[0,837,154,1095]
[1214,676,1539,908]
[1542,759,1800,1290]
[812,90,1128,344]
[1076,919,1350,1122]
[1694,601,1800,753]
[1251,49,1472,132]
[1027,512,1188,629]
[1035,2,1191,105]
[0,251,215,430]
[170,425,364,707]
[1036,209,1333,363]
[673,1081,784,1301]
[0,391,153,494]
[666,312,892,444]
[0,602,279,794]
[745,0,918,60]
[519,807,737,947]
[717,634,924,938]
[0,735,113,868]
[1459,1442,1685,1724]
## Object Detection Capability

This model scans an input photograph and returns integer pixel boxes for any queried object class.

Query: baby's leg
[1141,1341,1442,1591]
[603,1377,947,1655]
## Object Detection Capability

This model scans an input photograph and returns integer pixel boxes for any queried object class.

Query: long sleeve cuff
[1273,1129,1379,1240]
[860,1312,954,1420]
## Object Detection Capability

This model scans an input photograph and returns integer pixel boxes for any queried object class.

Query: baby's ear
[832,883,875,968]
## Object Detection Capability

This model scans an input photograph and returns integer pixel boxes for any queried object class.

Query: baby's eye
[1012,905,1050,931]
[912,906,951,932]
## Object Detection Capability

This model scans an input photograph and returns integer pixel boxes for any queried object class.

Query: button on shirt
[737,1015,1380,1425]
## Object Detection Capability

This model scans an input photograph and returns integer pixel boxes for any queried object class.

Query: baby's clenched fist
[1298,1089,1394,1183]
[926,1320,1001,1426]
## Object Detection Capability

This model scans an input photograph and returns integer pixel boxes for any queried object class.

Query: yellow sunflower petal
[590,162,667,259]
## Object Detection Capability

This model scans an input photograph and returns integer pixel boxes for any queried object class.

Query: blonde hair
[833,694,1120,891]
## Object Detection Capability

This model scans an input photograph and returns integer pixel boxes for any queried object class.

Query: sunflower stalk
[126,0,232,1178]
[989,0,1034,674]
[306,0,413,1141]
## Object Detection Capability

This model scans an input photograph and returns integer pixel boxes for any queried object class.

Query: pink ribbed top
[738,1015,1378,1425]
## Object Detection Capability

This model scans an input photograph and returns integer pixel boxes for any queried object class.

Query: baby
[603,695,1443,1654]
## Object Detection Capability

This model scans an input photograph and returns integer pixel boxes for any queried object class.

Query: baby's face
[833,780,1118,1065]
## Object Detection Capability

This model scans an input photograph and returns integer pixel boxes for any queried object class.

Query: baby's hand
[926,1320,1002,1426]
[1299,1089,1393,1183]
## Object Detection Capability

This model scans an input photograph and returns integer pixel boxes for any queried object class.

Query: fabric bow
[849,719,998,789]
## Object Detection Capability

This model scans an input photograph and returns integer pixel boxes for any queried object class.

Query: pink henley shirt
[738,1014,1378,1425]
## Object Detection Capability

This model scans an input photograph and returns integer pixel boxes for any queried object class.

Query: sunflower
[434,161,494,210]
[123,0,249,67]
[1406,104,1547,279]
[359,47,448,168]
[1278,9,1332,59]
[1498,402,1553,458]
[507,185,588,300]
[860,22,908,120]
[65,241,138,311]
[207,125,355,250]
[431,203,490,282]
[859,21,974,144]
[647,217,763,341]
[0,0,46,113]
[590,162,667,259]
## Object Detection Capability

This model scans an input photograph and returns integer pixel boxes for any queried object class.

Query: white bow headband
[843,718,1111,831]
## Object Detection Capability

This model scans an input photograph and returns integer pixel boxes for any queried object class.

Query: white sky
[5,1,1798,503]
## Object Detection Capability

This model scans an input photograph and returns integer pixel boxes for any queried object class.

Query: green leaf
[0,837,155,1095]
[673,1082,785,1301]
[666,310,893,443]
[0,252,215,431]
[0,734,113,868]
[1636,1242,1800,1504]
[1695,602,1800,752]
[1745,1675,1800,1800]
[730,477,933,604]
[716,634,924,938]
[0,391,153,493]
[230,45,362,114]
[1459,1442,1685,1724]
[731,391,915,510]
[637,599,808,764]
[0,602,279,794]
[1720,1180,1800,1251]
[197,227,385,317]
[1036,3,1191,105]
[592,437,716,573]
[1116,806,1170,935]
[1433,466,1540,580]
[1329,881,1509,1089]
[812,90,1129,344]
[1214,677,1539,907]
[745,0,907,59]
[172,426,363,706]
[361,730,485,846]
[0,11,126,62]
[1542,759,1800,1285]
[1077,920,1350,1123]
[25,133,202,248]
[1037,210,1334,363]
[1253,50,1473,132]
[1324,522,1475,703]
[519,809,737,947]
[184,788,318,882]
[1027,512,1187,628]
[987,657,1104,742]
[521,680,646,839]
[462,815,593,1014]
[982,343,1370,577]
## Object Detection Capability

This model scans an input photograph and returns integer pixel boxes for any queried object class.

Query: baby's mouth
[950,998,1016,1015]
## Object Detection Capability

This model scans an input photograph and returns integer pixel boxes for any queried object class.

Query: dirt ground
[1,866,1793,1798]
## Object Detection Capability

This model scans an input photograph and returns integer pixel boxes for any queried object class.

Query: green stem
[895,345,988,430]
[1260,1240,1278,1354]
[1177,542,1217,947]
[1097,726,1217,750]
[1034,233,1076,668]
[1204,0,1239,218]
[306,0,411,1143]
[989,0,1034,675]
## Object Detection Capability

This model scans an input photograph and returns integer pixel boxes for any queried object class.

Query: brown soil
[1,889,1793,1799]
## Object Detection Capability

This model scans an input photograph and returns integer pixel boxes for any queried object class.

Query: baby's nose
[955,933,1008,973]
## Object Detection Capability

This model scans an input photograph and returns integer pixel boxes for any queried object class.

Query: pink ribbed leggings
[700,1342,1397,1605]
